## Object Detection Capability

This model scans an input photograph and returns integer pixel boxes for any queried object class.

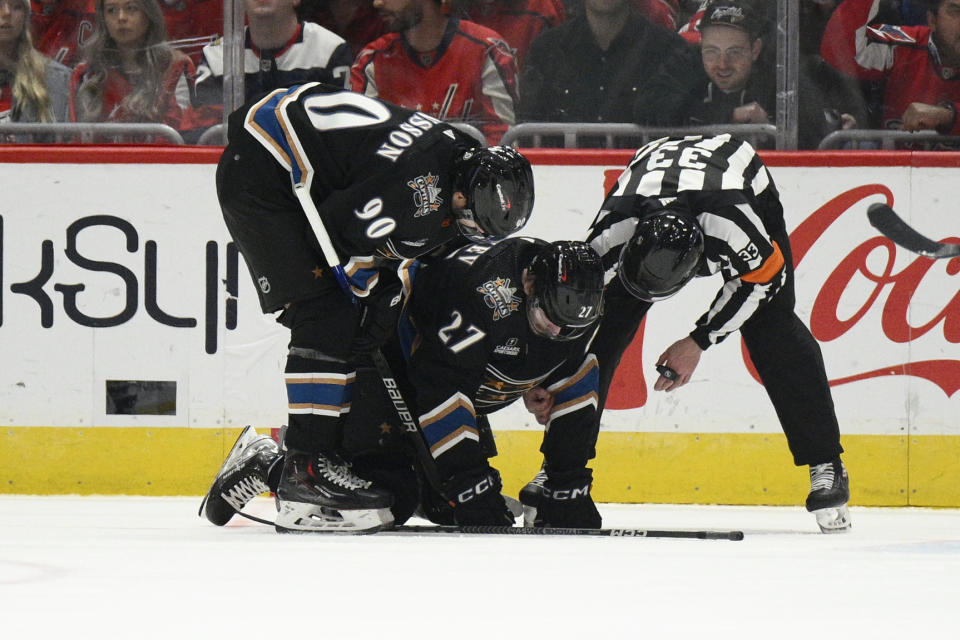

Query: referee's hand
[654,336,703,392]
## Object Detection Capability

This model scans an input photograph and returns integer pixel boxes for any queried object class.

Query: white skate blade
[522,505,537,528]
[813,504,851,533]
[275,501,393,534]
[198,426,262,516]
[504,495,523,519]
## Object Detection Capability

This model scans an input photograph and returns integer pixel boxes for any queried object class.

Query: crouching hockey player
[200,238,607,531]
[211,82,534,533]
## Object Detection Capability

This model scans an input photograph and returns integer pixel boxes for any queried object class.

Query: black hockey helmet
[527,240,605,341]
[618,206,704,302]
[454,146,534,243]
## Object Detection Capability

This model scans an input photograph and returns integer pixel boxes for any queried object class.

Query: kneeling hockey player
[200,238,607,531]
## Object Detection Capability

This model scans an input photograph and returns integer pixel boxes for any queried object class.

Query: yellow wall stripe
[2,428,958,506]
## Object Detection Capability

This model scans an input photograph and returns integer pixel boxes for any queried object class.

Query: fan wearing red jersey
[457,0,566,69]
[351,0,519,143]
[821,0,960,135]
[69,0,196,139]
[31,0,96,67]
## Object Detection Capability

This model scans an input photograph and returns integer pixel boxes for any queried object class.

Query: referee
[585,134,851,533]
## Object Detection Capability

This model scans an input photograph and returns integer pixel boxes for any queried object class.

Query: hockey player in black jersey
[525,134,851,533]
[209,83,534,533]
[200,238,607,529]
[383,237,606,527]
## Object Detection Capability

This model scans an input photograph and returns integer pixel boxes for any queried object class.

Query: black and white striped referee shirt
[587,134,788,349]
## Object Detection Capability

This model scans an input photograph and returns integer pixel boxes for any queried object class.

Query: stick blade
[867,203,960,259]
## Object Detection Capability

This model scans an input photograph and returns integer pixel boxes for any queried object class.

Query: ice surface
[1,497,958,639]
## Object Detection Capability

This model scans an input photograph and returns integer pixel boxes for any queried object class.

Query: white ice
[2,497,958,639]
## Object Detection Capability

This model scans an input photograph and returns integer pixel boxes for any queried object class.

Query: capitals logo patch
[408,173,443,217]
[477,277,520,320]
[866,24,917,45]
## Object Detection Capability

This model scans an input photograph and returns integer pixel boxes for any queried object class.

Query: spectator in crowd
[821,0,960,136]
[350,0,519,143]
[517,0,689,128]
[30,0,95,67]
[161,0,223,65]
[453,0,566,69]
[635,0,867,149]
[635,0,680,29]
[195,0,352,109]
[30,0,220,68]
[564,0,680,28]
[69,0,196,137]
[300,0,386,58]
[1,0,70,129]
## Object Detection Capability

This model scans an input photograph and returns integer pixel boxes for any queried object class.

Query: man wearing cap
[635,0,866,148]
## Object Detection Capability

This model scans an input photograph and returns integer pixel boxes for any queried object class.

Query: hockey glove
[443,466,514,526]
[519,467,600,529]
[351,280,403,356]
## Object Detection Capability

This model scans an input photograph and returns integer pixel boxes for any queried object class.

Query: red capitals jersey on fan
[821,0,960,134]
[677,0,707,43]
[31,0,95,67]
[68,56,196,131]
[462,0,565,68]
[31,0,221,67]
[634,0,679,31]
[350,18,518,143]
[159,0,223,65]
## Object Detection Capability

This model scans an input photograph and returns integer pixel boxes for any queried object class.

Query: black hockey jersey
[587,134,788,349]
[398,238,601,475]
[228,82,479,293]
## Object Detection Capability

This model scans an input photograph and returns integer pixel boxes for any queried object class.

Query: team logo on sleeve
[408,174,443,217]
[866,24,916,44]
[477,277,520,320]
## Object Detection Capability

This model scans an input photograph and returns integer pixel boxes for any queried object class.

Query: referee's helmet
[618,207,704,302]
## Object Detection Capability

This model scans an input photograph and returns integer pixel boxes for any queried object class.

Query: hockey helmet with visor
[454,146,534,243]
[618,206,705,302]
[527,240,605,341]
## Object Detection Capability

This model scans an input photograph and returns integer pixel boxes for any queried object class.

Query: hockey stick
[228,509,741,539]
[368,347,448,495]
[867,203,960,259]
[388,525,744,540]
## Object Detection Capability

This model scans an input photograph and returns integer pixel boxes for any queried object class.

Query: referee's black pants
[592,228,843,467]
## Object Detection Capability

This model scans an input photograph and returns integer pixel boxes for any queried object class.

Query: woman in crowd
[69,0,195,136]
[0,0,70,128]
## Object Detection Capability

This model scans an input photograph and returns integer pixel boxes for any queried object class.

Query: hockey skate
[199,426,282,526]
[805,457,851,533]
[274,450,394,534]
[518,466,548,527]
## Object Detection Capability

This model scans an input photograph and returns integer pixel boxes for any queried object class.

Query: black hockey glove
[443,466,514,526]
[519,467,600,529]
[351,280,403,356]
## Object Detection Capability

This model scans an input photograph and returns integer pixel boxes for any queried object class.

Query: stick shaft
[390,525,744,540]
[293,181,451,498]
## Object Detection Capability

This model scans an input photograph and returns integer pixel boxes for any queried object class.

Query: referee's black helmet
[454,146,534,243]
[527,240,605,341]
[618,207,704,302]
